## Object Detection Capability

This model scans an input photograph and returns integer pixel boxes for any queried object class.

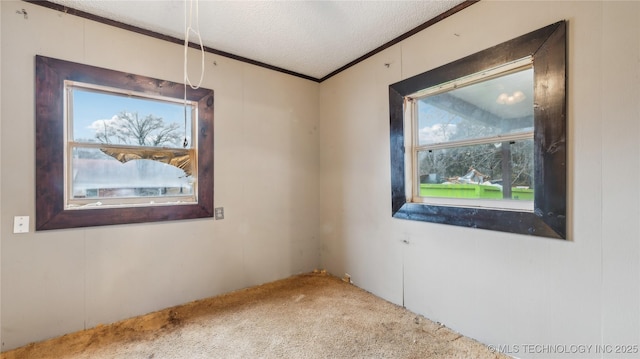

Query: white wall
[0,1,320,351]
[319,1,640,358]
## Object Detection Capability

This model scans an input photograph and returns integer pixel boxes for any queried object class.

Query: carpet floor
[1,272,509,359]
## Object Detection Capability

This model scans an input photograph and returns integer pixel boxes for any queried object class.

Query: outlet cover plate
[214,207,224,220]
[14,216,29,233]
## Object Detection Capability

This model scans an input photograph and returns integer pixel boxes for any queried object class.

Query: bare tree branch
[94,112,182,148]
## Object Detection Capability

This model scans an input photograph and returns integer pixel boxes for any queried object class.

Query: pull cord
[183,0,205,148]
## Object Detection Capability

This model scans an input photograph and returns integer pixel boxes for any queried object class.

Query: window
[36,56,214,230]
[409,59,534,211]
[389,21,566,239]
[66,82,197,208]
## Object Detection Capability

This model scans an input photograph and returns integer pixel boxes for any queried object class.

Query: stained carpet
[1,272,509,359]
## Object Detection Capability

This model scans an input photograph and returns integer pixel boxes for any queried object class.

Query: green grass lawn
[420,183,533,200]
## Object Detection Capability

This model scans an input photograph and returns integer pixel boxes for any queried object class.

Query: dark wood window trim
[389,21,567,239]
[35,55,214,230]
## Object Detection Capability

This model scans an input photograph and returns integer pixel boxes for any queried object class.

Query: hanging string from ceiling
[183,0,205,148]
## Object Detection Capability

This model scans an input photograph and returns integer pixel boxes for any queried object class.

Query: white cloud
[87,115,121,133]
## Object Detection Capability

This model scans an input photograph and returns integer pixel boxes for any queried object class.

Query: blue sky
[72,88,193,145]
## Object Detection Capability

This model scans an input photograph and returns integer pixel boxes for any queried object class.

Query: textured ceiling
[45,0,467,80]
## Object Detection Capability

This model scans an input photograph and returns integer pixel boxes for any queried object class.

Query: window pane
[70,147,195,201]
[71,87,193,149]
[417,139,534,200]
[417,68,534,145]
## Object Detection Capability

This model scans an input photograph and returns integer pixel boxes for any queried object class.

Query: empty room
[1,0,639,358]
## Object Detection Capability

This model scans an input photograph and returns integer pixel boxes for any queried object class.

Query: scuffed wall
[1,1,320,350]
[319,1,639,358]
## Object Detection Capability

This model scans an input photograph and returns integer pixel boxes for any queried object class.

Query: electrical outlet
[13,216,29,234]
[214,207,224,220]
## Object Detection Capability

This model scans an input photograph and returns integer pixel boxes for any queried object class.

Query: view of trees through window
[67,84,197,205]
[93,111,184,147]
[413,66,534,201]
[417,139,534,200]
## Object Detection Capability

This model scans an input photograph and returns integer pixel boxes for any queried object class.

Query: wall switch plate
[214,207,224,220]
[13,216,29,233]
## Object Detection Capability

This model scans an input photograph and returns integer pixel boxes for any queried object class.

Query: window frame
[35,55,214,230]
[389,21,567,239]
[407,60,535,212]
[64,81,199,208]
